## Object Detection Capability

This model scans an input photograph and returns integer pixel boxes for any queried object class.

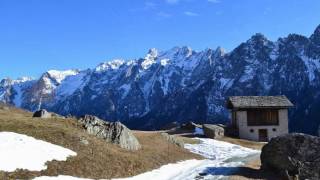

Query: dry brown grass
[219,136,266,150]
[0,105,202,180]
[177,136,201,144]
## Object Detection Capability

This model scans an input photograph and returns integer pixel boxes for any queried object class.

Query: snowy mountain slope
[1,25,320,134]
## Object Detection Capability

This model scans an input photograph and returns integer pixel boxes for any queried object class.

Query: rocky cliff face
[1,25,320,134]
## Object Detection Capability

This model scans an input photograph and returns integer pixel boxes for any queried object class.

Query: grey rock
[65,114,77,119]
[33,109,52,118]
[0,106,9,111]
[79,115,141,151]
[180,122,202,131]
[203,124,224,139]
[79,136,89,145]
[261,133,320,180]
[160,132,184,147]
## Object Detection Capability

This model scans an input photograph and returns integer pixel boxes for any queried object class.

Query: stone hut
[226,96,293,142]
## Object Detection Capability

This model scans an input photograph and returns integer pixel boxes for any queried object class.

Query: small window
[272,128,277,132]
[247,109,279,126]
[250,129,254,133]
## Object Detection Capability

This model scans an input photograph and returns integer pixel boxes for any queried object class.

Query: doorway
[258,129,268,142]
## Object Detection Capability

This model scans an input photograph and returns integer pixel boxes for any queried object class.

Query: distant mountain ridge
[1,25,320,135]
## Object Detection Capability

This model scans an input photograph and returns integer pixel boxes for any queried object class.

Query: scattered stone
[180,122,202,131]
[79,137,89,145]
[198,172,207,176]
[160,132,184,147]
[65,114,77,119]
[0,106,9,111]
[261,133,320,180]
[78,115,141,151]
[33,109,52,118]
[203,124,224,139]
[51,112,65,119]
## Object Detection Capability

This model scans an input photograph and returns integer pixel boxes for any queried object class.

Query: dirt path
[228,154,280,180]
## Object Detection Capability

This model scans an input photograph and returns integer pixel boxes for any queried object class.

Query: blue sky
[0,0,320,79]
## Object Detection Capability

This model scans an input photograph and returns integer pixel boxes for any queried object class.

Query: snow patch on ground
[194,127,204,135]
[115,160,205,180]
[185,138,259,159]
[32,138,259,180]
[0,132,77,172]
[115,138,259,180]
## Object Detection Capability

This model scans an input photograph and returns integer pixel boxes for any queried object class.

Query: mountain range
[1,25,320,135]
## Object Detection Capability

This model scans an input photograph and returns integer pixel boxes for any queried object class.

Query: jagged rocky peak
[310,24,320,43]
[0,78,13,87]
[95,59,125,72]
[214,46,226,57]
[0,77,32,86]
[279,33,309,45]
[247,33,270,46]
[146,48,159,58]
[14,77,33,83]
[141,48,159,69]
[174,46,193,57]
[43,69,79,84]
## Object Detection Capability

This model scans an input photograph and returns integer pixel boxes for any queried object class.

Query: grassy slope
[0,104,202,179]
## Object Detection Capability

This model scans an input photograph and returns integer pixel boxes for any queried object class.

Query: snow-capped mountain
[1,25,320,135]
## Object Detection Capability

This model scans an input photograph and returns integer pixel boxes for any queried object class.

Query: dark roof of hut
[226,96,294,109]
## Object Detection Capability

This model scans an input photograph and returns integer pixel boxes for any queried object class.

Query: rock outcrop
[261,133,320,180]
[78,115,141,151]
[203,124,224,139]
[160,132,184,147]
[33,109,52,118]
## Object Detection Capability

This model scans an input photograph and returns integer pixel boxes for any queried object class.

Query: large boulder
[203,124,224,139]
[261,133,320,180]
[79,115,141,151]
[160,132,184,147]
[33,109,52,118]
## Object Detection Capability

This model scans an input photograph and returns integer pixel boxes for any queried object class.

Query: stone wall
[237,109,289,141]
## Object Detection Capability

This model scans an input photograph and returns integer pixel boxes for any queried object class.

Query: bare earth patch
[228,157,281,180]
[219,136,266,150]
